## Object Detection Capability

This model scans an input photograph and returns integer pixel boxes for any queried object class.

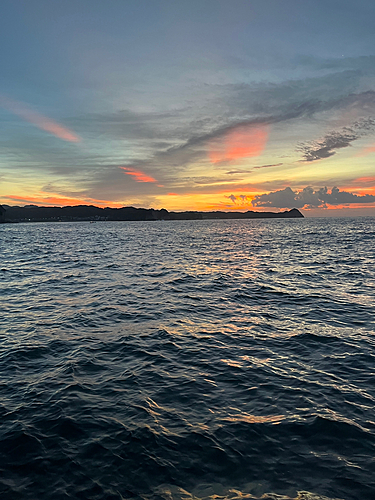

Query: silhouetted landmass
[0,204,303,222]
[0,204,5,222]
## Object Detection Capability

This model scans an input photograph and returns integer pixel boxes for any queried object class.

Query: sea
[1,217,374,500]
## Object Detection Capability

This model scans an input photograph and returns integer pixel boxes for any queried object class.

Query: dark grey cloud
[252,186,375,209]
[252,187,303,208]
[226,170,252,175]
[317,186,375,205]
[298,118,375,161]
[298,130,358,161]
[253,163,283,169]
[225,194,251,206]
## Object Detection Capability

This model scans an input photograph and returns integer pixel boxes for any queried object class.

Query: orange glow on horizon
[304,202,375,210]
[154,190,262,212]
[4,194,124,208]
[209,124,269,163]
[5,185,375,214]
[0,94,81,143]
[120,167,157,183]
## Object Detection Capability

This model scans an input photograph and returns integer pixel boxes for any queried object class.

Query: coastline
[0,205,303,223]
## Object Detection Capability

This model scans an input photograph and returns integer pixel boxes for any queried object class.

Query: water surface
[1,218,374,500]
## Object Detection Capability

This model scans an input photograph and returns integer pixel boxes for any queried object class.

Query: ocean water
[1,218,374,500]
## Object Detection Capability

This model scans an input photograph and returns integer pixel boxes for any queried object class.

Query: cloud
[115,99,326,182]
[218,71,374,119]
[226,194,250,205]
[252,186,375,208]
[119,167,157,183]
[318,186,375,205]
[208,124,269,163]
[4,67,375,206]
[51,84,375,200]
[350,176,375,186]
[135,90,375,176]
[252,187,303,208]
[298,131,357,161]
[0,94,81,143]
[253,163,283,169]
[298,118,375,161]
[226,170,253,175]
[293,55,375,76]
[225,163,283,175]
[357,145,375,157]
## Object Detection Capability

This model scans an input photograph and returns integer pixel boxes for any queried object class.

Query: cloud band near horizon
[251,186,375,209]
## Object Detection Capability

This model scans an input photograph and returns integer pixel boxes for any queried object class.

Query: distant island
[0,204,303,223]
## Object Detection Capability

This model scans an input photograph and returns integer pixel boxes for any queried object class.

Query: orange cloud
[209,124,269,164]
[342,176,375,195]
[120,167,157,183]
[356,145,375,157]
[0,94,81,142]
[353,176,375,183]
[4,194,123,208]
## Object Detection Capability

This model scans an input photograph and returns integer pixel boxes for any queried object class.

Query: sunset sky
[1,0,375,216]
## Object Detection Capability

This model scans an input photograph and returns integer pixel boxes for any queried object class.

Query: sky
[1,0,375,216]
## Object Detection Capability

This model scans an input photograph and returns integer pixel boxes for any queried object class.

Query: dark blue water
[1,218,374,500]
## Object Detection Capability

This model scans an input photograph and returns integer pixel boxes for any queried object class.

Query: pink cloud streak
[0,94,81,143]
[120,167,157,183]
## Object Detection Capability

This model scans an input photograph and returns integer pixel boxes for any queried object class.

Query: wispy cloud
[297,118,375,162]
[0,94,81,143]
[253,162,283,169]
[225,163,282,175]
[119,167,157,183]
